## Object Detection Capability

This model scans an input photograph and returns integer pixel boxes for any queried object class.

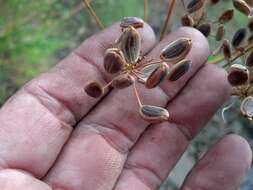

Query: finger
[113,64,231,190]
[182,134,252,190]
[0,22,155,178]
[0,169,52,190]
[44,28,209,190]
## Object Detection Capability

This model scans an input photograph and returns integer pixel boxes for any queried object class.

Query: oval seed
[84,81,104,98]
[233,0,252,16]
[181,14,195,27]
[112,74,134,89]
[197,23,211,37]
[187,0,205,13]
[216,24,225,41]
[119,26,141,64]
[248,19,253,31]
[167,59,191,81]
[218,9,234,24]
[160,38,192,63]
[248,33,253,43]
[210,0,220,4]
[240,96,253,120]
[222,39,232,60]
[145,62,169,89]
[246,50,253,67]
[227,64,250,86]
[104,48,125,74]
[140,105,169,123]
[120,17,144,29]
[112,74,135,89]
[232,28,247,48]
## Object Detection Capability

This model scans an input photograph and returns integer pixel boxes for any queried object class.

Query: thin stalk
[82,0,104,30]
[159,0,177,41]
[144,0,148,21]
[133,82,142,107]
[209,44,253,67]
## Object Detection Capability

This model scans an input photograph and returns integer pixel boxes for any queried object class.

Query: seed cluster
[180,0,253,120]
[84,17,192,123]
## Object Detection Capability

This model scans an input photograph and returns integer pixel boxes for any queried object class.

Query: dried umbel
[84,17,193,123]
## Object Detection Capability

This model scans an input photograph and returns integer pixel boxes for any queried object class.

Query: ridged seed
[167,59,191,81]
[140,105,169,123]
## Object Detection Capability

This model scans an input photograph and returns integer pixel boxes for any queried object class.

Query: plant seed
[232,28,247,48]
[112,74,135,89]
[104,48,125,74]
[218,9,234,24]
[240,96,253,120]
[84,81,104,98]
[233,0,252,16]
[227,64,250,86]
[246,50,253,67]
[187,0,205,14]
[112,74,134,89]
[140,105,169,123]
[216,24,225,41]
[120,17,144,29]
[160,38,192,63]
[167,59,191,81]
[119,26,141,64]
[145,62,169,89]
[181,14,195,27]
[222,39,232,60]
[197,23,211,37]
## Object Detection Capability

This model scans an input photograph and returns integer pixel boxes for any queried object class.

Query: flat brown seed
[197,23,211,37]
[120,17,144,29]
[227,64,250,86]
[187,0,205,13]
[119,26,141,64]
[240,96,253,120]
[210,0,220,4]
[145,62,169,89]
[246,50,253,67]
[218,9,234,24]
[140,105,169,123]
[222,39,232,60]
[216,24,225,41]
[232,28,247,48]
[233,0,252,16]
[104,48,125,74]
[245,0,253,6]
[248,19,253,31]
[84,81,104,98]
[160,38,192,63]
[112,74,135,89]
[167,59,191,81]
[181,14,195,27]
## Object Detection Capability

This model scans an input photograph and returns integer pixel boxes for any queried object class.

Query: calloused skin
[0,22,252,190]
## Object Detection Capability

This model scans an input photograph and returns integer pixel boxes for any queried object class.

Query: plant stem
[208,44,253,67]
[144,0,148,21]
[82,0,105,30]
[159,0,176,41]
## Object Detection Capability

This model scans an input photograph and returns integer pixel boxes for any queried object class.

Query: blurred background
[0,0,252,189]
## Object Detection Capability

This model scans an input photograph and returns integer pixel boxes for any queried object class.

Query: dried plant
[84,17,192,123]
[82,0,253,122]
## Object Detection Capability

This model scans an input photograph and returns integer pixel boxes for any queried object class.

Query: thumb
[0,169,52,190]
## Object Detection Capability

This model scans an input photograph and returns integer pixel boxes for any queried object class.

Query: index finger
[0,21,156,177]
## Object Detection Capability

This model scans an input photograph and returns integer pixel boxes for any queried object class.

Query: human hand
[0,22,251,190]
